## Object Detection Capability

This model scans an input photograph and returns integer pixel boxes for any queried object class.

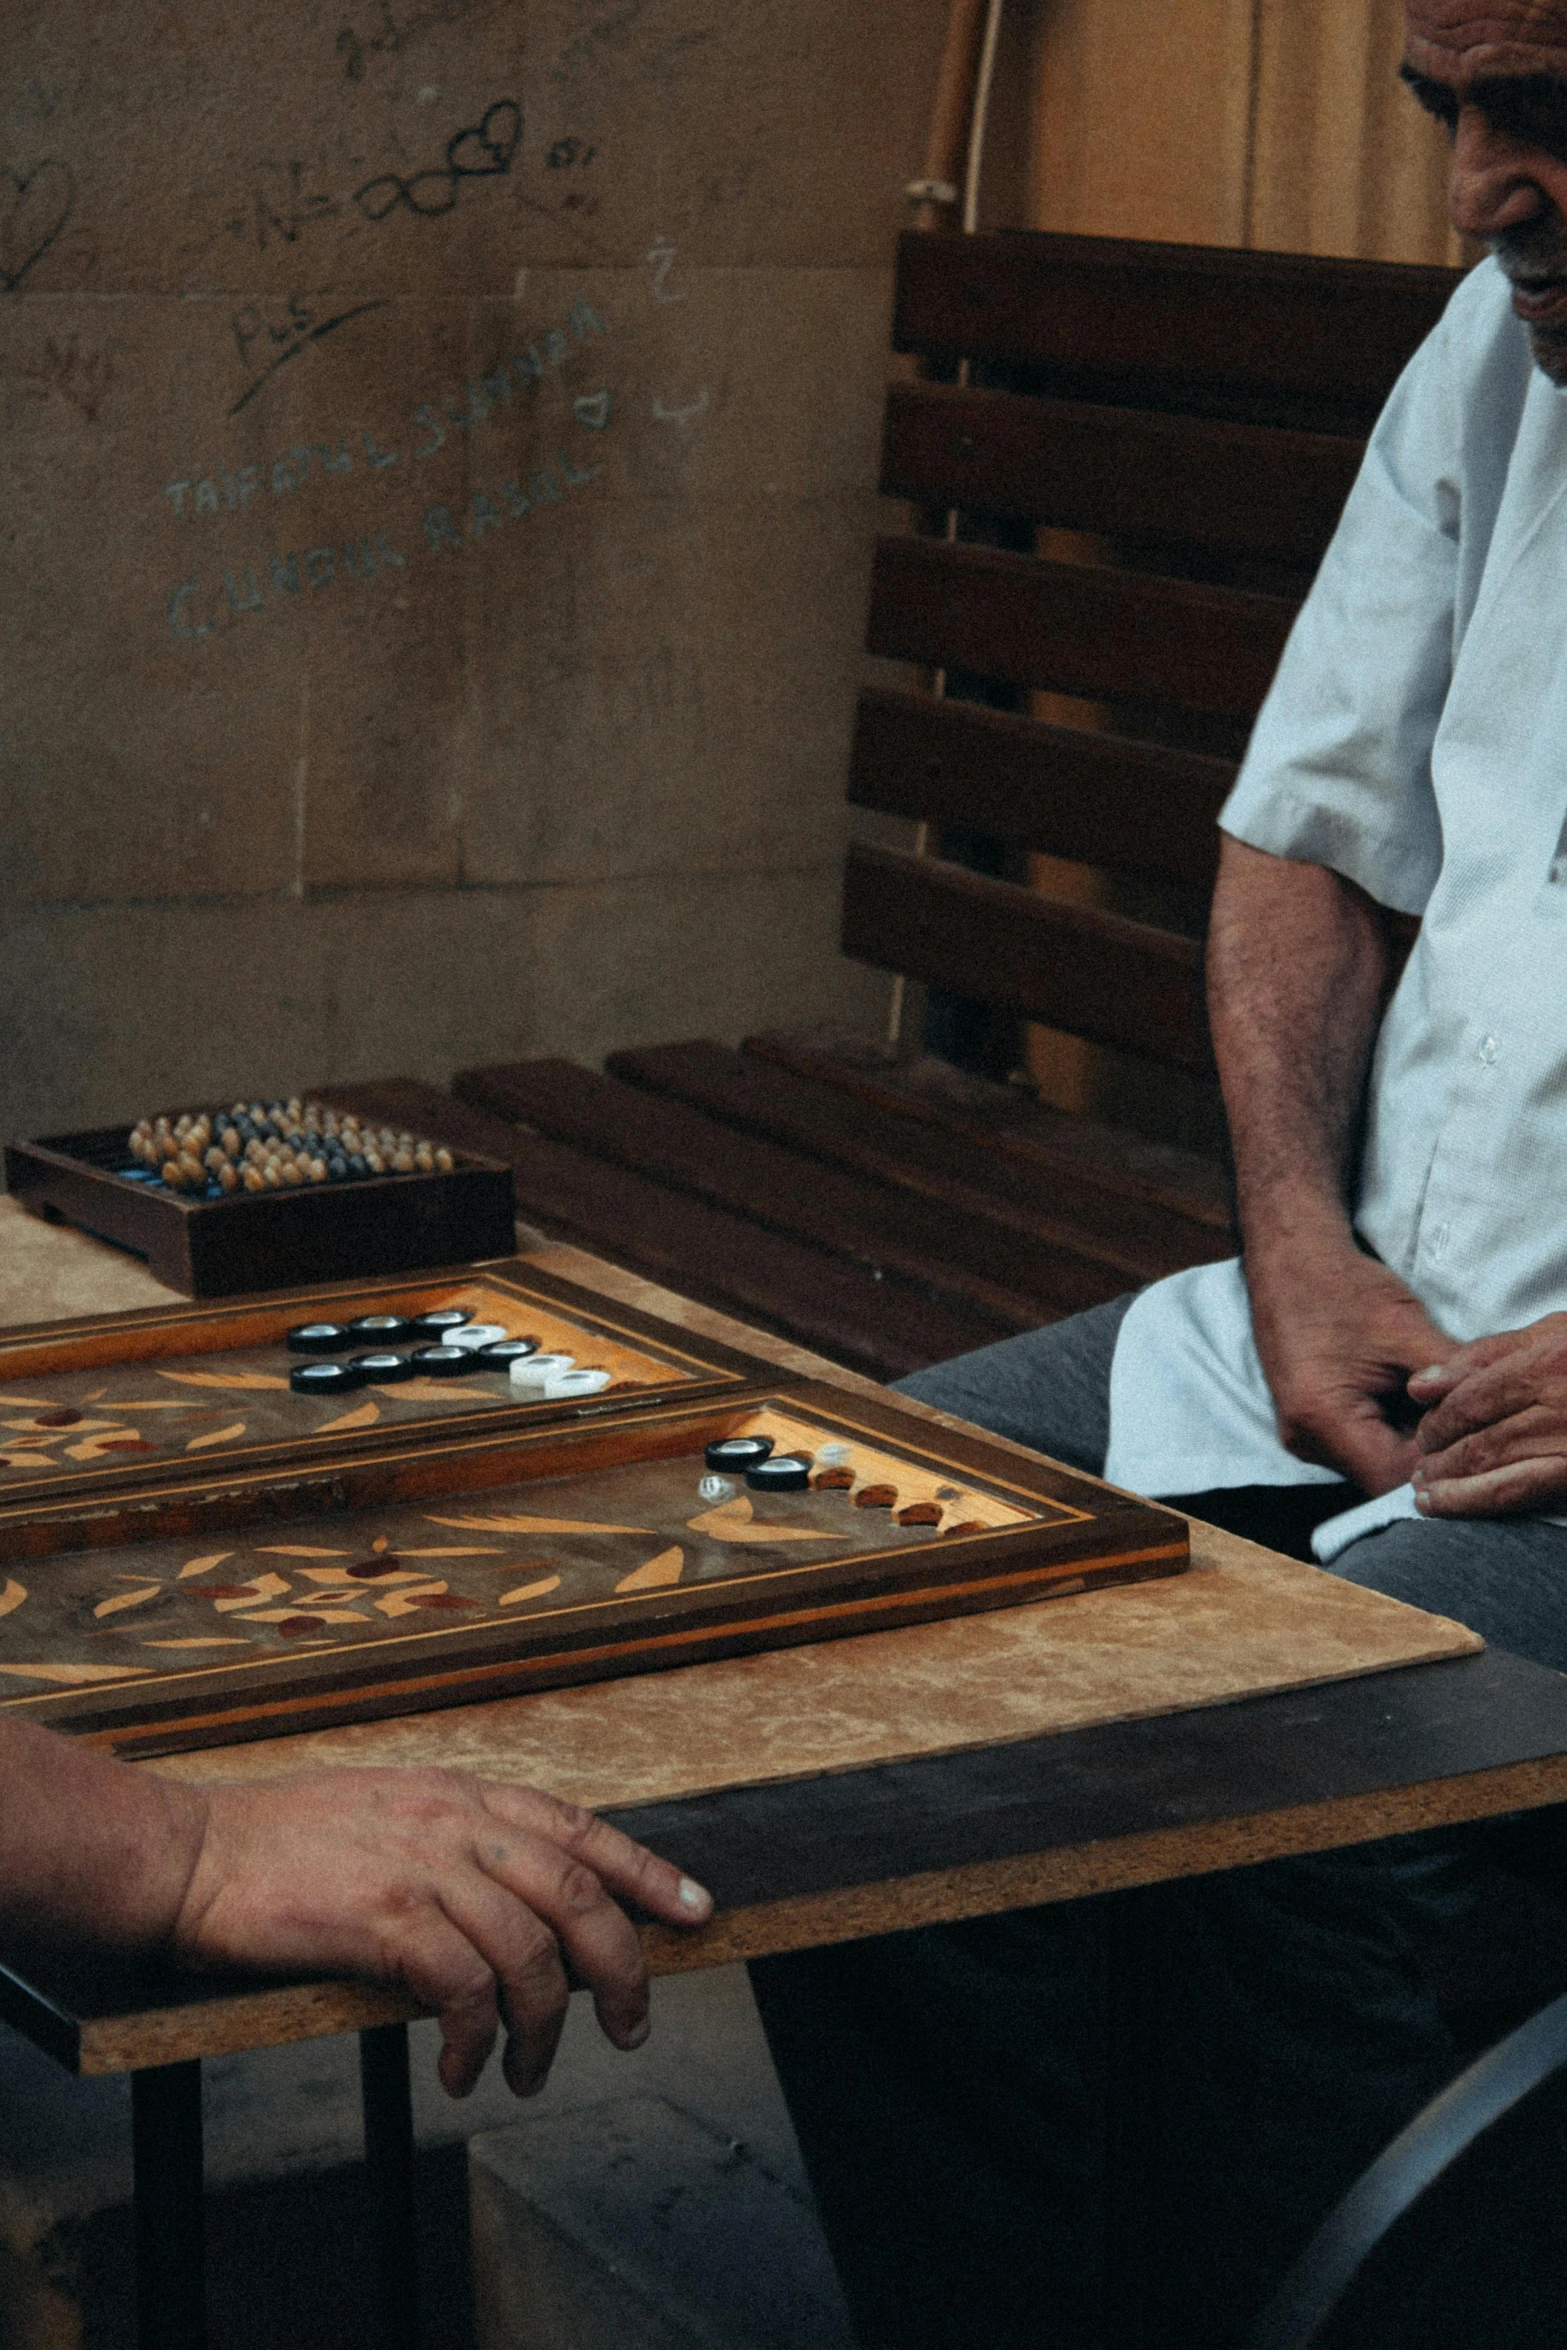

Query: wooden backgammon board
[0,1334,1189,1756]
[0,1260,773,1514]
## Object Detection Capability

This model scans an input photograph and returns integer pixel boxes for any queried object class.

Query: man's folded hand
[1410,1314,1567,1517]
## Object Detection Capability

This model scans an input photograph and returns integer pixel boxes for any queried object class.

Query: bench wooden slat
[841,843,1211,1071]
[849,687,1232,888]
[867,538,1297,721]
[741,1034,1233,1235]
[321,1079,1014,1381]
[882,383,1364,561]
[452,1059,1137,1323]
[892,231,1462,423]
[607,1039,1230,1279]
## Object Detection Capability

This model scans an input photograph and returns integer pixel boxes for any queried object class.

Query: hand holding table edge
[0,1709,711,2099]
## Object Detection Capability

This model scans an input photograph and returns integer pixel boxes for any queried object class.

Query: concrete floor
[0,1964,856,2350]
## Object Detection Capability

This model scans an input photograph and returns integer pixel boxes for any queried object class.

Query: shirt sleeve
[1219,262,1515,916]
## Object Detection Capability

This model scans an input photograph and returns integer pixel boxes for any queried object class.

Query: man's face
[1405,2,1567,379]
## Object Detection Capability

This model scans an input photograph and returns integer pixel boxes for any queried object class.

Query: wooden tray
[0,1384,1188,1755]
[0,1260,784,1516]
[3,1125,516,1296]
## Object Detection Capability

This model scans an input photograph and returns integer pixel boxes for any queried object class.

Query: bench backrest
[846,230,1464,1076]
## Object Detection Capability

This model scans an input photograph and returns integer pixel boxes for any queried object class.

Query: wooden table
[6,1205,1567,2349]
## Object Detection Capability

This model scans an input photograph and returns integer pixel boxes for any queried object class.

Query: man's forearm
[1207,834,1393,1260]
[0,1717,205,1953]
[1207,835,1446,1489]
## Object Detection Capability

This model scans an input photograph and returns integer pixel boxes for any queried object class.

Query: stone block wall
[0,0,947,1142]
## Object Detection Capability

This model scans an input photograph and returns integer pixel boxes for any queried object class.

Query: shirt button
[1429,1222,1451,1258]
[1479,1035,1499,1065]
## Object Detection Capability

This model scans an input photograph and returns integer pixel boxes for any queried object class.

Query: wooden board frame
[0,1258,789,1516]
[0,1383,1188,1757]
[4,1123,518,1298]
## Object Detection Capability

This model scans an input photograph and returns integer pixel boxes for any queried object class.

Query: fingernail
[1414,1365,1445,1383]
[623,2015,651,2050]
[678,1876,712,1915]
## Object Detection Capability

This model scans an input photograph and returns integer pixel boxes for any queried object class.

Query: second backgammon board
[0,1384,1188,1756]
[0,1260,778,1511]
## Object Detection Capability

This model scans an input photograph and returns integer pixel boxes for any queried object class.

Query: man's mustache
[1494,226,1567,282]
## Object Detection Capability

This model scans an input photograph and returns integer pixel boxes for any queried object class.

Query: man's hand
[172,1768,713,2098]
[1410,1316,1567,1516]
[0,1719,711,2104]
[1246,1231,1450,1495]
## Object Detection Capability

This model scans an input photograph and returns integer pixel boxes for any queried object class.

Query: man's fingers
[1417,1365,1564,1456]
[433,1866,581,2092]
[478,1784,713,1926]
[1415,1400,1564,1480]
[1410,1321,1567,1404]
[1415,1453,1567,1518]
[457,1816,656,2057]
[1407,1331,1522,1400]
[381,1914,502,2100]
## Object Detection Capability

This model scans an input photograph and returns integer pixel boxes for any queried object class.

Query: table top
[5,1200,1567,2077]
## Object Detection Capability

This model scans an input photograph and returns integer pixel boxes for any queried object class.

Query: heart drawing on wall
[446,102,521,181]
[0,160,75,293]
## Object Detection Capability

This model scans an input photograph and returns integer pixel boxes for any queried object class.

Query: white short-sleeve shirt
[1105,257,1567,1501]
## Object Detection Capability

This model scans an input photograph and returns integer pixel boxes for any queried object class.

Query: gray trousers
[893,1295,1567,1667]
[751,1300,1567,2349]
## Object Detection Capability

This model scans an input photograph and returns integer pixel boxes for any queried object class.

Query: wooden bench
[338,229,1463,1384]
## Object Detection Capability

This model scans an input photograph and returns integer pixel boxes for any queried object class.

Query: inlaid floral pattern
[0,1410,1053,1698]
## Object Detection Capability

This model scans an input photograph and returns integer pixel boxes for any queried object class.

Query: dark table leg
[132,2058,206,2350]
[360,2022,420,2350]
[1103,1891,1162,2350]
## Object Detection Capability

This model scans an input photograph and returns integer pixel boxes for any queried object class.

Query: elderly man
[752,5,1567,2344]
[0,1713,710,2097]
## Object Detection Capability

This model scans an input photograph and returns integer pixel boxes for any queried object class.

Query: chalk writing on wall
[225,160,340,255]
[169,296,609,518]
[221,98,520,254]
[335,0,478,82]
[167,451,604,643]
[545,134,598,218]
[0,158,75,291]
[3,332,114,420]
[652,386,708,428]
[354,98,520,220]
[647,235,686,305]
[228,298,392,418]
